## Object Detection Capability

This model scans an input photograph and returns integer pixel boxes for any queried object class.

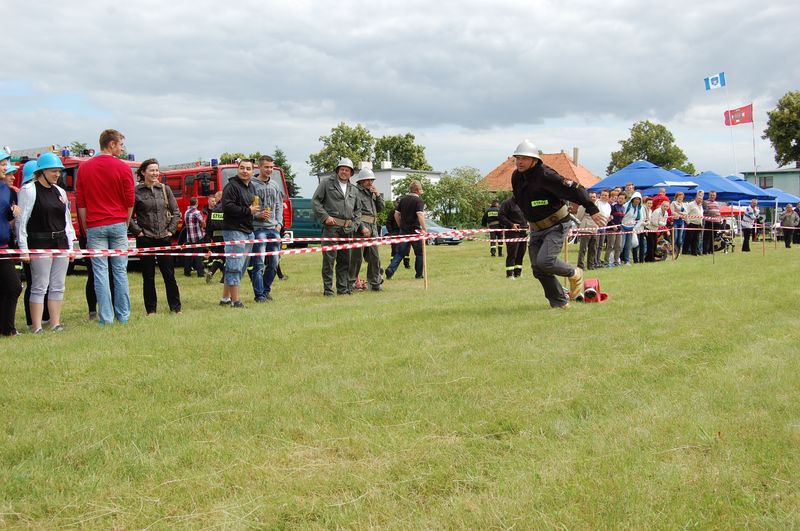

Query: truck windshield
[223,168,282,186]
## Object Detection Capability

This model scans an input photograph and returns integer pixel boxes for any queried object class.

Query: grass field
[2,240,799,528]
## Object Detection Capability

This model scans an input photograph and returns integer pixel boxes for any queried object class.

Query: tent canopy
[689,171,756,202]
[588,160,678,192]
[725,175,777,201]
[764,188,800,207]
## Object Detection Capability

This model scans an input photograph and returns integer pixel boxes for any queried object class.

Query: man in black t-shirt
[385,180,426,279]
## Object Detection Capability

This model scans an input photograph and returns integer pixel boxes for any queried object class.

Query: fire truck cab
[161,161,293,233]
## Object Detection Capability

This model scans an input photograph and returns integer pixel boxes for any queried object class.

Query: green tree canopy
[307,123,374,175]
[763,91,800,167]
[219,152,247,164]
[68,141,88,155]
[607,120,696,175]
[273,147,300,197]
[433,167,493,227]
[374,133,432,170]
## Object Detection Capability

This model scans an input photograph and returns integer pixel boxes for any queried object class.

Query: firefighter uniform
[511,140,598,308]
[498,197,527,278]
[204,203,225,281]
[312,158,361,296]
[482,203,502,256]
[349,169,385,291]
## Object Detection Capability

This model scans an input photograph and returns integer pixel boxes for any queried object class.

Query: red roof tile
[479,153,600,191]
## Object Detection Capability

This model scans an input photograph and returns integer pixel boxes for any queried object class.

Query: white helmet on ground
[355,168,375,182]
[513,139,541,159]
[335,157,355,172]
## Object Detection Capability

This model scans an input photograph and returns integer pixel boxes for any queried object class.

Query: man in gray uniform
[312,158,361,296]
[349,168,385,292]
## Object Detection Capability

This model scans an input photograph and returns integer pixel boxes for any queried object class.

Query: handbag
[161,184,173,224]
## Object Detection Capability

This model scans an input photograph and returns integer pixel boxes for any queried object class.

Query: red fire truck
[161,160,293,232]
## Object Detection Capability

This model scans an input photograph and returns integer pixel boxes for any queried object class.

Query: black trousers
[505,235,527,276]
[742,227,753,252]
[0,258,22,335]
[137,236,181,313]
[703,221,719,254]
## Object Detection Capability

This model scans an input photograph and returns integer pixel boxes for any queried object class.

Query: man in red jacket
[76,129,135,325]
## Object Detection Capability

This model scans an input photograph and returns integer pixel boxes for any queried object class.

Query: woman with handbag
[129,159,182,315]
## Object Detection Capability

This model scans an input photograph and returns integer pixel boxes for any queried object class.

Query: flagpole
[723,84,740,177]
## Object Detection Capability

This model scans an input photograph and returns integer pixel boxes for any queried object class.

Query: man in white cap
[349,168,385,291]
[511,140,604,308]
[312,158,361,296]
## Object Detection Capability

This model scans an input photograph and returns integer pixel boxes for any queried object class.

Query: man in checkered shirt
[183,197,206,277]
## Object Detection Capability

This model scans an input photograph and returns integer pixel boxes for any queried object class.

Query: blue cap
[22,160,38,183]
[0,151,9,162]
[5,164,18,174]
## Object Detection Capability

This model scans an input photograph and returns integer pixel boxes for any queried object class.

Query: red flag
[724,104,753,126]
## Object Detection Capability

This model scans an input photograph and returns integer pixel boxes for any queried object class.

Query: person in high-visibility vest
[481,199,502,256]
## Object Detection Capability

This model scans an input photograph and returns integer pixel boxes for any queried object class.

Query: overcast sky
[3,0,798,194]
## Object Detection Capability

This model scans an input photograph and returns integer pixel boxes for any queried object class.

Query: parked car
[381,217,462,245]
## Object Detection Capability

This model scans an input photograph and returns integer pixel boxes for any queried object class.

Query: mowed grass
[1,240,799,528]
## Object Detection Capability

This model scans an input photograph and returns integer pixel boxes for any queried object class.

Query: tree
[219,152,247,164]
[307,123,374,175]
[432,167,492,227]
[374,133,432,170]
[391,173,435,198]
[763,91,800,167]
[272,147,300,197]
[68,141,88,155]
[607,120,696,175]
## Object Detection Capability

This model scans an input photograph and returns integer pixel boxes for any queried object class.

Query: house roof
[479,153,601,191]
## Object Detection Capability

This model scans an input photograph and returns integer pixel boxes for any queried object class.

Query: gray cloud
[2,0,798,192]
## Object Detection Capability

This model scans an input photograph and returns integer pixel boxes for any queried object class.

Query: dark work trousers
[349,224,382,289]
[741,227,753,251]
[22,261,49,327]
[635,232,647,263]
[0,258,22,335]
[505,231,528,277]
[576,234,596,270]
[645,231,658,262]
[703,220,719,254]
[321,225,353,294]
[528,222,574,308]
[137,236,181,313]
[183,242,205,276]
[785,228,793,248]
[489,226,503,256]
[793,226,800,244]
[686,224,702,255]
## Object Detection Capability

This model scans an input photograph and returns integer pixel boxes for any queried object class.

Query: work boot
[403,257,410,269]
[568,267,584,301]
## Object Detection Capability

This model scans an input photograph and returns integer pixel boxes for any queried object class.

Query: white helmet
[335,157,355,172]
[355,168,375,182]
[513,139,541,159]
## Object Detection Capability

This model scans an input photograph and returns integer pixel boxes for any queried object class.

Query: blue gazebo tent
[588,160,679,192]
[689,171,755,202]
[725,175,777,201]
[764,187,800,207]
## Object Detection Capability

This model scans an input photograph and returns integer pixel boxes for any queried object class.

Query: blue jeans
[386,230,423,277]
[251,228,280,298]
[223,230,254,286]
[673,221,685,252]
[87,222,131,324]
[620,227,635,263]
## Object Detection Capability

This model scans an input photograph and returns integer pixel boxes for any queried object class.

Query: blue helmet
[0,150,9,162]
[22,160,38,183]
[35,152,65,172]
[5,164,18,174]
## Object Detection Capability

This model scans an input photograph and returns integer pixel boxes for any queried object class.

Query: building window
[759,176,773,188]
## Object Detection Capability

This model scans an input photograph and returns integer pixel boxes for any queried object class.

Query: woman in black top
[17,153,76,333]
[129,159,182,315]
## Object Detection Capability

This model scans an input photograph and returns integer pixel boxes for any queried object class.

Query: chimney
[573,147,579,166]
